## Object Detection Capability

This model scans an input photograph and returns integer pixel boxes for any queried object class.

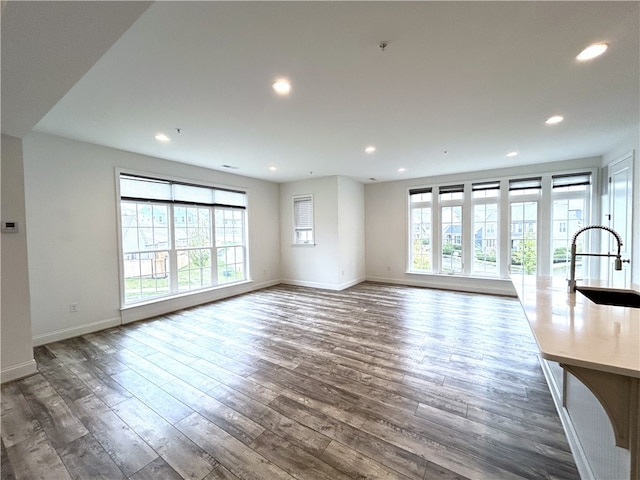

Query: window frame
[406,168,596,279]
[408,187,433,272]
[550,172,592,280]
[293,194,315,245]
[471,181,500,277]
[438,185,464,274]
[117,171,248,307]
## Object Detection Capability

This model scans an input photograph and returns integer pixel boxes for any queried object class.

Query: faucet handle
[614,258,630,270]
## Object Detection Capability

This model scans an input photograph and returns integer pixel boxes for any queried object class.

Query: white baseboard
[1,359,38,383]
[365,275,517,297]
[281,277,365,291]
[32,317,122,346]
[539,357,594,480]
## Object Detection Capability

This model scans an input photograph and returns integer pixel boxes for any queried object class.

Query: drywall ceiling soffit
[1,1,151,138]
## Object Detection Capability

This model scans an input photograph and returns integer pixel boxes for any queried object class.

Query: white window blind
[120,174,246,207]
[552,172,591,189]
[293,195,314,244]
[509,177,542,191]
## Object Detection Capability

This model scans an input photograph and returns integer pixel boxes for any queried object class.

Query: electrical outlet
[69,303,79,313]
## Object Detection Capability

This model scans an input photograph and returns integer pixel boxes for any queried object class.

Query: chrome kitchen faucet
[567,225,629,293]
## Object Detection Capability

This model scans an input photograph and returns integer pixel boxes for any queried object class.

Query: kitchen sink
[576,286,640,308]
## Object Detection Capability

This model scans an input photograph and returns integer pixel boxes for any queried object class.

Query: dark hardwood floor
[1,282,579,480]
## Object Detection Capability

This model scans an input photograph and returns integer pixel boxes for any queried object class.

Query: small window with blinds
[293,195,314,245]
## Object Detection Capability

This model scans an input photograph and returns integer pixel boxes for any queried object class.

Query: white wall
[1,135,37,382]
[22,132,280,344]
[337,176,366,287]
[365,157,603,296]
[280,175,365,290]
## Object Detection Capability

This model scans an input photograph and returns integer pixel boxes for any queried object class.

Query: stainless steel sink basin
[576,286,640,308]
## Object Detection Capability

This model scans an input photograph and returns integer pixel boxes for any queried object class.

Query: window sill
[121,280,252,310]
[292,243,316,247]
[406,270,502,280]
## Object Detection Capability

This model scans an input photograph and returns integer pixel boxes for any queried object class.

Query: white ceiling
[4,1,639,184]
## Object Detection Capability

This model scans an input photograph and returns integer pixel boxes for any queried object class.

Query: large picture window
[119,174,247,305]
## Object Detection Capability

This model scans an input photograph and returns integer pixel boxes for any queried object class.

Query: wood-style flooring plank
[110,369,193,424]
[249,430,351,480]
[128,457,183,480]
[1,440,17,480]
[207,383,332,456]
[0,383,41,448]
[17,374,88,449]
[268,394,429,480]
[175,412,296,480]
[57,433,126,480]
[160,378,266,445]
[4,430,72,480]
[112,397,218,479]
[70,394,158,477]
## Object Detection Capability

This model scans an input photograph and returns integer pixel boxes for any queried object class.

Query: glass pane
[411,206,431,271]
[215,208,244,247]
[178,248,213,291]
[217,246,245,284]
[121,202,170,253]
[123,251,170,302]
[410,192,432,203]
[441,205,462,273]
[552,198,586,278]
[473,203,498,276]
[510,202,537,275]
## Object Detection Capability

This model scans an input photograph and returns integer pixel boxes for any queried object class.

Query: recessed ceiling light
[545,115,564,125]
[506,151,519,157]
[576,42,608,61]
[155,133,170,143]
[269,166,277,171]
[365,146,376,154]
[272,79,291,95]
[398,168,406,173]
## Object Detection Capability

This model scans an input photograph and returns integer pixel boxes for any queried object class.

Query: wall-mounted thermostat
[1,221,19,233]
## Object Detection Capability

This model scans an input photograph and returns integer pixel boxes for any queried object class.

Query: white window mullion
[211,206,219,286]
[168,204,179,295]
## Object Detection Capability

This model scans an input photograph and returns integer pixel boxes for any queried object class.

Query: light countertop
[512,275,640,378]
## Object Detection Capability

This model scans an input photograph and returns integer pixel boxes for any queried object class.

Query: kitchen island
[513,275,639,480]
